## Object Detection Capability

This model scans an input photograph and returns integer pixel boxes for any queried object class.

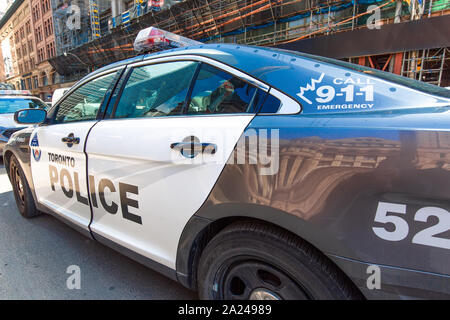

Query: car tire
[197,221,363,300]
[9,155,41,218]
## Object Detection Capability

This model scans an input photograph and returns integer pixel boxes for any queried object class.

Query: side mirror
[14,108,47,124]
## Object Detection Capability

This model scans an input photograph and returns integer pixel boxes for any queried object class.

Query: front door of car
[86,60,267,268]
[30,71,120,230]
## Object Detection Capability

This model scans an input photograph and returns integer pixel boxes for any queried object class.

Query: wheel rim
[219,260,311,300]
[12,162,25,207]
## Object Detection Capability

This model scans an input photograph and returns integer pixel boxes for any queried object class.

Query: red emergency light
[134,27,201,52]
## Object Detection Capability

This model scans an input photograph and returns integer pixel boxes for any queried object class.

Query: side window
[54,72,117,123]
[259,93,281,113]
[114,61,198,119]
[187,63,258,115]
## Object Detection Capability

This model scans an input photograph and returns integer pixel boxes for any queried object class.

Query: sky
[0,0,13,16]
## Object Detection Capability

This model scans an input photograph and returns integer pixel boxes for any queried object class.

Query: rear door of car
[85,56,270,268]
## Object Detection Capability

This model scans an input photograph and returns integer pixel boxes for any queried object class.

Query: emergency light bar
[134,27,201,52]
[0,90,31,96]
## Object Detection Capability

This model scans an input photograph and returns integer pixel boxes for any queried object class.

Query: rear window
[0,98,47,114]
[188,63,259,114]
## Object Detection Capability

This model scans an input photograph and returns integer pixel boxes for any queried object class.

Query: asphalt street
[0,159,197,299]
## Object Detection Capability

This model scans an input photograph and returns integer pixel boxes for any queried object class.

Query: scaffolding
[402,47,450,86]
[52,0,111,55]
[90,0,101,39]
[48,0,450,87]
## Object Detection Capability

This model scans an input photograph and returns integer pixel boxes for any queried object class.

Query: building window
[20,26,25,40]
[36,26,43,43]
[28,40,33,52]
[33,5,40,21]
[41,48,45,62]
[22,45,27,57]
[42,0,50,14]
[44,19,54,37]
[41,72,48,86]
[49,42,55,58]
[16,48,21,59]
[14,32,19,44]
[33,76,38,89]
[49,19,53,35]
[25,21,31,34]
[45,18,53,36]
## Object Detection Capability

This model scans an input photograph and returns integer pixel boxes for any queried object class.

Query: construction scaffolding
[51,0,111,55]
[90,0,101,39]
[48,0,450,87]
[402,47,450,86]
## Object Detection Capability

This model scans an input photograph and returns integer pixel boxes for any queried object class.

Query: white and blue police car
[3,27,450,300]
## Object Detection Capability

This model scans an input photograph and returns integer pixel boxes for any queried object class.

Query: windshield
[0,98,47,114]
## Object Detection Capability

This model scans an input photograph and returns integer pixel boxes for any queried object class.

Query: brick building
[0,0,65,101]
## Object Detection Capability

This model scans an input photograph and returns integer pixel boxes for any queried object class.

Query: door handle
[170,141,217,158]
[61,133,80,147]
[61,136,80,144]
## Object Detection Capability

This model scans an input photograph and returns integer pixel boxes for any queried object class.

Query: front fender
[3,127,36,202]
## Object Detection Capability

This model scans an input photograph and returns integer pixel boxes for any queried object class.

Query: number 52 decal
[372,201,450,250]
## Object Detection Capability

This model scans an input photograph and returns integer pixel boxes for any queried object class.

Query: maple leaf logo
[296,73,325,105]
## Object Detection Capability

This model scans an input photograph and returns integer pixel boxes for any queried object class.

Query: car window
[114,61,198,119]
[258,93,281,113]
[187,63,258,115]
[54,72,117,124]
[0,97,47,114]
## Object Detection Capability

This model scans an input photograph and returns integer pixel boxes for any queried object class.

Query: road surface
[0,159,197,299]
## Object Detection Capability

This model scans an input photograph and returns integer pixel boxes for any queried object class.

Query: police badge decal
[31,134,41,162]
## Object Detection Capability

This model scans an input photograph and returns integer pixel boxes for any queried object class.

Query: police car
[3,27,450,300]
[0,90,47,156]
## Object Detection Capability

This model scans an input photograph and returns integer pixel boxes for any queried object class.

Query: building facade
[0,0,66,101]
[30,0,58,100]
[0,0,33,91]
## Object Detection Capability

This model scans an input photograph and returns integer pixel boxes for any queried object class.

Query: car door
[30,70,121,230]
[86,58,269,268]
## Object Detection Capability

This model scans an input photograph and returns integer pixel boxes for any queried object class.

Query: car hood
[0,113,21,128]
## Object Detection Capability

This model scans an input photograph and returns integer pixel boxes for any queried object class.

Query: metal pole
[418,49,426,81]
[438,48,446,86]
[351,0,356,30]
[394,0,402,23]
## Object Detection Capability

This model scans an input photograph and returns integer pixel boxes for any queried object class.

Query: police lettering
[48,165,142,225]
[48,152,75,167]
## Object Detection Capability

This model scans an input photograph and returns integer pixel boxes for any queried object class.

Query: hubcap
[249,288,281,300]
[220,261,310,300]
